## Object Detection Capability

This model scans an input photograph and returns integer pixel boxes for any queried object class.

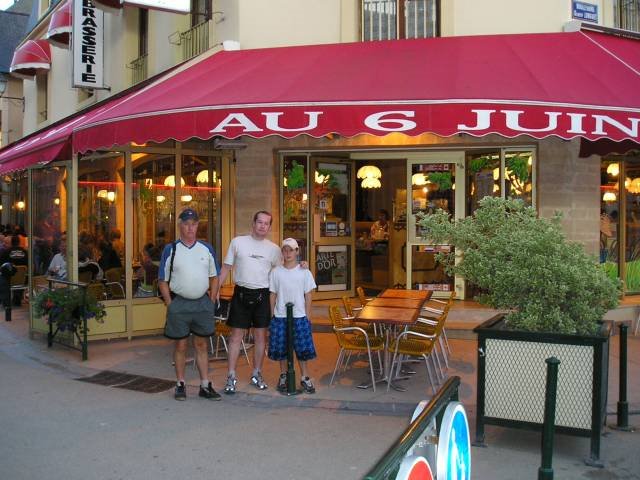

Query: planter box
[474,315,611,465]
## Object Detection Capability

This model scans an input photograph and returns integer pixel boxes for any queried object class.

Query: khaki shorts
[164,294,215,340]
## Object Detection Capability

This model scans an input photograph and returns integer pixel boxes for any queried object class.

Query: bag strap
[167,240,178,288]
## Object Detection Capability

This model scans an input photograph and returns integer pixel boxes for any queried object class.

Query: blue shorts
[268,316,317,362]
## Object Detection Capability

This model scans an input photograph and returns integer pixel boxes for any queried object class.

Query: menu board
[315,245,349,291]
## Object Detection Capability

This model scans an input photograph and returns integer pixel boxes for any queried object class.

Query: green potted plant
[33,286,106,332]
[416,196,620,466]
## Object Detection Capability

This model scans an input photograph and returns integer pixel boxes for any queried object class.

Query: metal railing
[362,0,438,41]
[128,54,148,85]
[181,21,210,61]
[616,0,640,32]
[363,376,461,480]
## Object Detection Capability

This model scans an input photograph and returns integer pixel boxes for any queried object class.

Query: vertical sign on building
[72,0,105,89]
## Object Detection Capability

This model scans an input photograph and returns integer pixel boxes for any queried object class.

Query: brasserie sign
[72,0,104,89]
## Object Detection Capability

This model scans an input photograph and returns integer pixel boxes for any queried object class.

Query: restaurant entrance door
[407,152,466,299]
[310,157,356,300]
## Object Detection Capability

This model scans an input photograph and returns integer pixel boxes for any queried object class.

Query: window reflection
[282,155,308,261]
[132,153,175,297]
[32,168,66,285]
[78,153,126,299]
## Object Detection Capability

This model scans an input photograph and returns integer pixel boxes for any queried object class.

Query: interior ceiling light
[164,175,185,187]
[607,163,620,177]
[357,165,382,179]
[361,177,381,189]
[412,173,427,186]
[602,191,617,202]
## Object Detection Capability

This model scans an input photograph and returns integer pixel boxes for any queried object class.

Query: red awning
[46,0,72,49]
[72,31,640,153]
[10,39,52,78]
[1,30,639,174]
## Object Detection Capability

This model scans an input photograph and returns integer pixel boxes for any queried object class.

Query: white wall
[442,0,612,37]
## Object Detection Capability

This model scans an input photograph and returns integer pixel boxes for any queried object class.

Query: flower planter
[473,315,611,466]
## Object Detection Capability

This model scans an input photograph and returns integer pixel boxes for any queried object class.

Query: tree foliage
[416,197,619,335]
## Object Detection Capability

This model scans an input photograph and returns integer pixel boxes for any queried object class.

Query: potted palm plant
[416,196,620,466]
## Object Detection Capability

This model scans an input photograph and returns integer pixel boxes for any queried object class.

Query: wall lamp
[0,76,25,111]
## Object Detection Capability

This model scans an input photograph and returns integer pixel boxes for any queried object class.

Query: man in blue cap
[158,208,221,401]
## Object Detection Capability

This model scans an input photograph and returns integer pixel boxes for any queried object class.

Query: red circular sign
[397,456,434,480]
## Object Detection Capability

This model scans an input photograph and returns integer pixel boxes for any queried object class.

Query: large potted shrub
[416,197,620,465]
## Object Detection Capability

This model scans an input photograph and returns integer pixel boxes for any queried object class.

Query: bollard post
[539,357,560,480]
[610,323,635,432]
[284,302,300,396]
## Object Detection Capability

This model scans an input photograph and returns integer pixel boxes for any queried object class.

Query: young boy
[268,238,317,393]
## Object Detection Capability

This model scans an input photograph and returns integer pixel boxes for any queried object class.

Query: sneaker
[174,382,186,401]
[277,373,287,393]
[250,372,268,390]
[199,382,222,401]
[300,376,316,394]
[224,375,237,395]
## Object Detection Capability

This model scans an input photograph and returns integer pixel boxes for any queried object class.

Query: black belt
[235,285,269,292]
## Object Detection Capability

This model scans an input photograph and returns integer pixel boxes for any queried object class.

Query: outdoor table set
[354,289,433,391]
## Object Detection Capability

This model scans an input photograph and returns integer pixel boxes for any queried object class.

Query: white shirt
[48,253,67,280]
[159,240,217,299]
[269,265,316,317]
[223,235,281,289]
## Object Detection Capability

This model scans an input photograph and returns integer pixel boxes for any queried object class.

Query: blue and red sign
[437,402,471,480]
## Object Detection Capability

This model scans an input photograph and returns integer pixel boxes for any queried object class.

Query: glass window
[600,159,620,283]
[78,153,126,299]
[505,150,533,206]
[31,167,66,285]
[466,149,534,215]
[181,154,222,251]
[0,171,27,235]
[314,162,351,238]
[362,0,439,41]
[624,159,640,293]
[132,153,175,298]
[410,162,455,292]
[410,162,455,240]
[466,151,500,216]
[282,155,309,261]
[615,0,640,32]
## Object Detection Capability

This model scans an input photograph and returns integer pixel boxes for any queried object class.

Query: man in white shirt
[213,211,281,394]
[158,208,220,401]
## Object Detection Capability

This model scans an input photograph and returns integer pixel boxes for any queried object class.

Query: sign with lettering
[315,245,347,291]
[437,402,471,480]
[73,0,105,89]
[572,1,598,22]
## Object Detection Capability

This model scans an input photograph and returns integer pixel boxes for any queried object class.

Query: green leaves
[416,197,620,335]
[33,287,106,331]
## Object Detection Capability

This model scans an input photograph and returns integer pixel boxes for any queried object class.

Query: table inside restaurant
[355,289,432,391]
[377,289,431,300]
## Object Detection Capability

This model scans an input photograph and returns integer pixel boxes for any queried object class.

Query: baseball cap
[281,238,299,250]
[178,208,199,222]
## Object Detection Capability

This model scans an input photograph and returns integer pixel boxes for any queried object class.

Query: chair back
[78,270,93,283]
[329,305,349,347]
[341,295,355,317]
[10,265,27,286]
[104,267,122,283]
[86,282,106,301]
[356,286,368,307]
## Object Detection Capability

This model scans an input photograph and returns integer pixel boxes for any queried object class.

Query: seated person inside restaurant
[98,240,122,272]
[135,243,159,297]
[0,235,28,306]
[47,236,67,280]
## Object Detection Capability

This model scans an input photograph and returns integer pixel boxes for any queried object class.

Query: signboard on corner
[72,0,105,89]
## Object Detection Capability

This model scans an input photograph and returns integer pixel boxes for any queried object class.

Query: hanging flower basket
[33,286,106,332]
